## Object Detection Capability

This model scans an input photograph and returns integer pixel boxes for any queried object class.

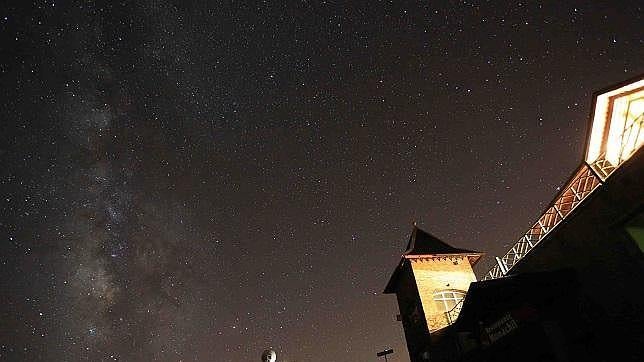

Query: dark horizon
[1,1,643,361]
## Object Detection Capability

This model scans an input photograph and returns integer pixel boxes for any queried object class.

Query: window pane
[433,290,466,312]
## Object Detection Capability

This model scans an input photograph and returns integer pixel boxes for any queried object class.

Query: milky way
[1,1,643,361]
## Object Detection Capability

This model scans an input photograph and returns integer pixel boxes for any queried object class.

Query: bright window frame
[432,290,466,313]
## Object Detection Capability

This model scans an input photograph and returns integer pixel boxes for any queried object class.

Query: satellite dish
[261,349,276,362]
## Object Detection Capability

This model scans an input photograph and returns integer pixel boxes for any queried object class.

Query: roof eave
[403,252,484,266]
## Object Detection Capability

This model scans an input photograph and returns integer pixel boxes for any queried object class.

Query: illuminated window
[433,290,466,313]
[586,79,644,169]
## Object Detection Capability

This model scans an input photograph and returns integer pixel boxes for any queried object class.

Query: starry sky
[0,1,642,361]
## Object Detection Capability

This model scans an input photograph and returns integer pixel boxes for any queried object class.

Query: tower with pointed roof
[384,225,483,361]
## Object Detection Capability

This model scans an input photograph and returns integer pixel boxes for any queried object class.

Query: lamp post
[376,348,394,362]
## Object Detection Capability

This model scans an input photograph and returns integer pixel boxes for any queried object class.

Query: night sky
[1,1,642,361]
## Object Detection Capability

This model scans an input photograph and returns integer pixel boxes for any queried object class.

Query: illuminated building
[384,226,483,360]
[384,75,644,362]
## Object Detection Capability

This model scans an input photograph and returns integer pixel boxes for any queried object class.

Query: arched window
[432,290,466,313]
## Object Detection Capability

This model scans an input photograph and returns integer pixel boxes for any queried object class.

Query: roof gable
[404,225,481,256]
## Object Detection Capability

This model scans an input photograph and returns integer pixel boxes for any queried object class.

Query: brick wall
[410,256,477,331]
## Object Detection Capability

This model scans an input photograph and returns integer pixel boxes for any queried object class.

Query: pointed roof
[384,225,484,294]
[403,226,481,256]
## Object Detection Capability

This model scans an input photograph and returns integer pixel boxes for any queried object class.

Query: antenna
[376,348,394,362]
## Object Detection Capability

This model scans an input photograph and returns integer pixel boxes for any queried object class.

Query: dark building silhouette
[384,75,644,362]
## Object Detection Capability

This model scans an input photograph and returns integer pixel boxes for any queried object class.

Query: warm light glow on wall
[586,78,644,165]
